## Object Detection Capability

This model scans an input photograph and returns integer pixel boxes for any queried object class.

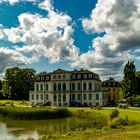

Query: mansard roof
[102,77,120,87]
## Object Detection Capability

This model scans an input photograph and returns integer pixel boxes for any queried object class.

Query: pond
[0,118,76,140]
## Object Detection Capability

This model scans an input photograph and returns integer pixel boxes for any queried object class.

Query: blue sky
[0,0,140,80]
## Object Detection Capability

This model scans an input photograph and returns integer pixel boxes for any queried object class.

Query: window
[89,74,92,78]
[72,75,76,79]
[72,94,75,100]
[96,94,99,100]
[78,83,81,90]
[37,77,40,81]
[32,94,34,100]
[58,83,61,91]
[63,83,66,91]
[77,74,81,79]
[40,84,43,91]
[63,95,66,101]
[72,83,75,91]
[36,94,39,100]
[78,94,81,100]
[89,82,92,90]
[83,74,87,79]
[41,77,44,80]
[113,88,116,92]
[58,75,61,79]
[53,75,57,79]
[46,76,49,80]
[46,84,48,91]
[53,83,57,91]
[83,83,87,90]
[53,95,57,101]
[83,94,86,100]
[89,94,92,100]
[46,94,48,100]
[58,94,61,101]
[41,94,43,100]
[36,84,39,91]
[63,75,66,79]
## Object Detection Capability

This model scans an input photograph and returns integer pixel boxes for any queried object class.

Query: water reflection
[0,118,76,140]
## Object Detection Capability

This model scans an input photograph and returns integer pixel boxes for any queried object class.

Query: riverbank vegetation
[0,106,72,120]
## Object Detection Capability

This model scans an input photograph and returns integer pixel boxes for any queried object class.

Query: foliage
[0,106,72,120]
[110,109,119,119]
[121,61,136,98]
[135,71,140,95]
[2,67,36,100]
[74,110,107,129]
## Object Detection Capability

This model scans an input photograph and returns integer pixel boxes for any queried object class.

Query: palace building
[29,69,108,107]
[102,77,121,103]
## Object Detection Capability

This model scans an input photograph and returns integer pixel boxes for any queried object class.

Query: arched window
[58,83,61,91]
[83,83,87,90]
[40,84,43,91]
[89,82,92,90]
[53,83,57,91]
[36,84,39,91]
[63,83,66,91]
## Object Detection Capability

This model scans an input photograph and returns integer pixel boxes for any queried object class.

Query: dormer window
[58,75,61,79]
[37,77,40,81]
[89,74,92,78]
[53,75,57,79]
[46,76,49,80]
[83,74,87,79]
[72,75,76,79]
[77,74,81,79]
[41,77,44,80]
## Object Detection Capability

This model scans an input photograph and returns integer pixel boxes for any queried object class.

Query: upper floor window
[63,95,66,101]
[113,88,116,92]
[36,84,39,91]
[46,94,48,100]
[53,83,57,91]
[77,74,81,79]
[72,83,75,91]
[58,75,61,79]
[72,75,76,79]
[83,83,87,90]
[58,94,61,101]
[83,74,87,79]
[53,95,57,101]
[78,83,81,90]
[63,83,66,91]
[53,75,57,79]
[89,82,92,90]
[36,94,39,100]
[58,83,61,91]
[40,84,43,91]
[89,74,92,78]
[46,84,48,91]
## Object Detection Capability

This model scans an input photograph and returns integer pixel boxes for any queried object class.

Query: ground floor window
[36,94,39,100]
[46,94,48,100]
[89,94,92,100]
[83,94,86,100]
[96,94,99,100]
[63,95,66,101]
[77,94,81,100]
[72,94,75,100]
[41,94,43,100]
[54,95,57,101]
[58,94,61,101]
[32,94,34,100]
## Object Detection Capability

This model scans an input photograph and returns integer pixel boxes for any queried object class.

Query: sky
[0,0,140,80]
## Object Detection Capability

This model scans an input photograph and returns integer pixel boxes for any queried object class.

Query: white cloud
[0,0,35,5]
[72,0,140,80]
[0,0,79,74]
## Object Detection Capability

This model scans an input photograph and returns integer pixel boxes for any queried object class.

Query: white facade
[29,69,108,107]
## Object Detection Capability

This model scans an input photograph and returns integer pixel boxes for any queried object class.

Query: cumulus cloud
[0,0,79,74]
[0,0,35,5]
[72,0,140,79]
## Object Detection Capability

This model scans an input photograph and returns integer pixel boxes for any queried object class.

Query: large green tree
[121,61,136,98]
[2,67,36,100]
[136,71,140,95]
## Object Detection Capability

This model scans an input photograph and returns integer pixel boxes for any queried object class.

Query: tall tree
[136,71,140,95]
[2,67,36,100]
[121,61,136,98]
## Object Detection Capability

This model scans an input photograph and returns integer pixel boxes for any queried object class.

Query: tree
[121,61,136,99]
[135,71,140,95]
[2,67,36,100]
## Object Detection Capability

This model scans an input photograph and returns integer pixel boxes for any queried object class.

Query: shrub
[110,109,119,119]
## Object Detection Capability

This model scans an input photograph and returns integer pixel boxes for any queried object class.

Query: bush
[110,109,119,119]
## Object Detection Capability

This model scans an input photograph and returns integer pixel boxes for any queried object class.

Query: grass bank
[0,106,72,120]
